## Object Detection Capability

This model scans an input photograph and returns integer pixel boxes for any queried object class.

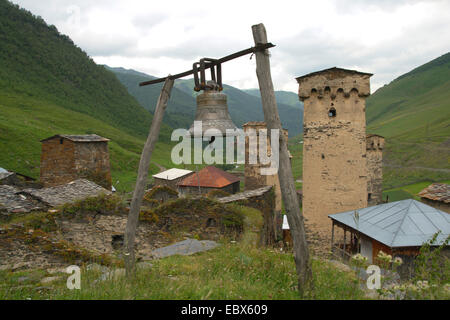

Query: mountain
[0,0,175,191]
[104,66,197,129]
[108,68,304,136]
[243,89,304,111]
[366,52,450,188]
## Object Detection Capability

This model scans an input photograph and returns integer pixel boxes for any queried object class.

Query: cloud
[9,0,450,93]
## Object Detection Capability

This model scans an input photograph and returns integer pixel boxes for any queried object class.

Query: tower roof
[296,67,373,100]
[295,67,372,81]
[41,134,109,143]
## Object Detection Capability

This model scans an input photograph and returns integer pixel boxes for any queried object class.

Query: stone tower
[40,134,112,189]
[296,67,372,238]
[243,122,291,238]
[366,134,385,206]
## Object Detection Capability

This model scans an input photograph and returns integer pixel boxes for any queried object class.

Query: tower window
[328,107,337,117]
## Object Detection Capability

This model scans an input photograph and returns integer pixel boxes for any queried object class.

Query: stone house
[418,183,450,213]
[178,166,240,196]
[152,168,194,190]
[40,134,111,189]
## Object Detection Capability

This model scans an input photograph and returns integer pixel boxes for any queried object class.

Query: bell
[188,81,238,138]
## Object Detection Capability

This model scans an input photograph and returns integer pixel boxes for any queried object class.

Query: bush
[60,193,126,216]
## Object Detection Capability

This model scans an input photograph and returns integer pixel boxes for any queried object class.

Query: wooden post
[124,77,174,277]
[343,228,347,259]
[252,23,312,295]
[331,221,335,258]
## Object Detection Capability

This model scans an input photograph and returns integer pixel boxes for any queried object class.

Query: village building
[297,67,373,241]
[152,168,194,190]
[40,134,111,190]
[366,134,385,206]
[329,199,450,277]
[177,166,240,196]
[418,183,450,213]
[243,122,288,208]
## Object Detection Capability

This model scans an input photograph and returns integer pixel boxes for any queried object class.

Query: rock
[99,268,126,281]
[151,239,219,259]
[136,262,153,270]
[46,267,66,275]
[86,263,109,273]
[0,265,10,271]
[17,276,29,283]
[41,276,62,284]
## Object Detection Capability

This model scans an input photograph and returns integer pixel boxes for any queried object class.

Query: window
[328,107,337,117]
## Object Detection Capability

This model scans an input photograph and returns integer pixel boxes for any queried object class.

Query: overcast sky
[10,0,450,93]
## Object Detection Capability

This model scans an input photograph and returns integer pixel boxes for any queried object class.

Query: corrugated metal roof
[41,134,109,142]
[178,166,240,188]
[418,183,450,203]
[152,168,193,181]
[328,199,450,248]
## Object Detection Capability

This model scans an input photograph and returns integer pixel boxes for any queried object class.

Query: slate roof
[329,199,450,248]
[418,183,450,204]
[41,134,109,143]
[296,67,373,81]
[152,168,193,181]
[20,179,111,207]
[178,166,240,188]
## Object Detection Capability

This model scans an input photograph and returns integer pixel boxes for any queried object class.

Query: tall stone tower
[243,122,291,238]
[366,134,385,206]
[296,67,372,238]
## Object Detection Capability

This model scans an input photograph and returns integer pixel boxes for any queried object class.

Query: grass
[382,179,450,202]
[0,205,365,300]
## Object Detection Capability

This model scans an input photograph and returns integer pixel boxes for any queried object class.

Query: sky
[10,0,450,93]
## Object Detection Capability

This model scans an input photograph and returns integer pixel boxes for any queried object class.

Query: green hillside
[243,89,304,111]
[0,0,175,191]
[105,66,197,129]
[109,68,304,136]
[366,52,450,188]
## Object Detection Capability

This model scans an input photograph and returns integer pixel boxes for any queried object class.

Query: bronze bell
[188,80,238,138]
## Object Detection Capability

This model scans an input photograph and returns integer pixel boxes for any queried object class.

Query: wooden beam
[251,23,312,295]
[123,77,174,276]
[139,43,275,86]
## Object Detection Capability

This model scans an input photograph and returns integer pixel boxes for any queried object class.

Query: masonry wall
[40,138,111,189]
[366,135,385,206]
[74,142,111,189]
[40,138,77,187]
[243,122,287,214]
[299,70,370,240]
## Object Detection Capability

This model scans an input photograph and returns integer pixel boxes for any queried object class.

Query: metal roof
[329,199,450,248]
[0,167,8,173]
[178,166,240,188]
[152,168,193,181]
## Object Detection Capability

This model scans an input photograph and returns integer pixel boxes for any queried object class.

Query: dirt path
[152,162,166,173]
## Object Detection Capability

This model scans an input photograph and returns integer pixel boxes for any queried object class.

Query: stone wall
[40,138,76,187]
[40,137,111,189]
[74,142,111,190]
[366,135,385,206]
[298,68,371,241]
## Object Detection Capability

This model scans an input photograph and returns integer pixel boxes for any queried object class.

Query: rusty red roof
[418,183,450,204]
[178,166,240,188]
